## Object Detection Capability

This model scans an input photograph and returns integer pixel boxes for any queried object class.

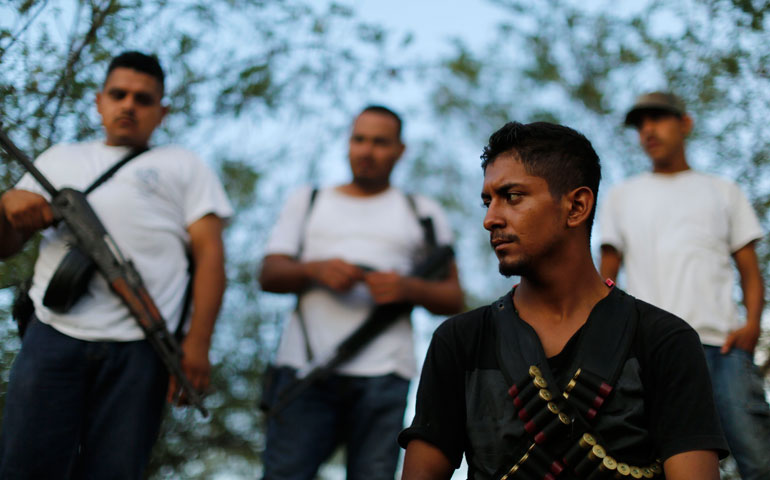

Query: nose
[483,201,505,231]
[119,94,137,112]
[357,140,374,156]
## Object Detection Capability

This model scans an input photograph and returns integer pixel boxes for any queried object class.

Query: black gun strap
[405,193,437,247]
[84,146,149,195]
[295,188,320,362]
[174,252,195,340]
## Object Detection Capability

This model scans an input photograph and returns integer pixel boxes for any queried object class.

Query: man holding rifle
[0,51,232,478]
[259,105,463,480]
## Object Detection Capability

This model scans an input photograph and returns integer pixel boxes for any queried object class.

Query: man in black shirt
[399,122,727,479]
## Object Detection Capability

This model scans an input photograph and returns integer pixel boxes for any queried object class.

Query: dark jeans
[704,345,770,480]
[0,319,168,480]
[262,367,410,480]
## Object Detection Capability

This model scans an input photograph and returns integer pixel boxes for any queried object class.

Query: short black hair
[360,105,403,140]
[105,51,165,94]
[481,121,602,234]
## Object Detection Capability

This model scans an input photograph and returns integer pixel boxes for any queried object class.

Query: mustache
[490,232,519,246]
[116,112,136,121]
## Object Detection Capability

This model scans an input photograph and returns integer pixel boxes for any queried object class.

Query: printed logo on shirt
[135,168,161,195]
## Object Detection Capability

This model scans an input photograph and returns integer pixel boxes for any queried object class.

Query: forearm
[740,269,764,329]
[734,242,764,327]
[185,215,227,347]
[258,254,313,293]
[185,246,226,350]
[0,195,30,259]
[402,263,463,315]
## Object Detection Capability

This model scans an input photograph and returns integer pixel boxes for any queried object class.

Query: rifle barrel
[0,129,59,196]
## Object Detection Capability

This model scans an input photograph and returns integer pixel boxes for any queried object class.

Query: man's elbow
[401,439,454,480]
[258,257,296,293]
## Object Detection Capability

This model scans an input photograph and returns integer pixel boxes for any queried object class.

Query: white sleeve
[726,182,763,252]
[13,145,66,199]
[264,186,316,257]
[182,153,234,226]
[598,185,625,253]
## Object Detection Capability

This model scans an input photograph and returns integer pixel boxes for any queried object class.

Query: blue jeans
[0,319,168,480]
[703,346,770,480]
[262,367,410,480]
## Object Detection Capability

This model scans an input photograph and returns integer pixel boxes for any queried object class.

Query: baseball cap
[624,92,686,127]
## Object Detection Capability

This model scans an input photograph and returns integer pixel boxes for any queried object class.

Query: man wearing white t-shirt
[599,91,770,479]
[0,52,232,479]
[259,105,464,480]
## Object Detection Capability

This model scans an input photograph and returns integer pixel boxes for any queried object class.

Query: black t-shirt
[398,288,728,479]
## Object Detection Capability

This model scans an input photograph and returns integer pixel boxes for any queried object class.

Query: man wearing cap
[599,91,770,479]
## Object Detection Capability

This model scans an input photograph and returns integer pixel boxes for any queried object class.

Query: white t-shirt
[15,141,233,341]
[599,170,763,346]
[264,186,454,379]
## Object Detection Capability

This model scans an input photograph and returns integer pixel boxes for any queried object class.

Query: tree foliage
[3,0,770,478]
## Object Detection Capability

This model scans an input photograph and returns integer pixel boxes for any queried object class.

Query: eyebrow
[481,182,527,198]
[106,87,159,99]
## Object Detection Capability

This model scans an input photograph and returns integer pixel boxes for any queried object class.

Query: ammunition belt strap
[500,364,663,479]
[492,287,661,479]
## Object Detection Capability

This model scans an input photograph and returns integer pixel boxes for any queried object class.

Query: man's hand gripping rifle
[267,244,454,418]
[0,129,209,417]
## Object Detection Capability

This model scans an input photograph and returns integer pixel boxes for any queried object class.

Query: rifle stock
[0,129,208,417]
[267,245,455,418]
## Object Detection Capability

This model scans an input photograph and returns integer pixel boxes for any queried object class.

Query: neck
[338,180,391,197]
[514,246,608,328]
[652,150,689,174]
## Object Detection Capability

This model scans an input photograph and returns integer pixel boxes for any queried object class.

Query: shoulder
[682,170,743,195]
[607,173,652,194]
[147,144,204,164]
[433,303,496,353]
[288,185,320,204]
[404,192,448,216]
[629,292,701,352]
[276,185,321,215]
[36,141,93,161]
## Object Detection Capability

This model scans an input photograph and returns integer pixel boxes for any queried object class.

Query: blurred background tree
[1,0,768,477]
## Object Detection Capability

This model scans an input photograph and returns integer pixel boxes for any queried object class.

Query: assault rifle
[0,128,208,417]
[267,245,455,418]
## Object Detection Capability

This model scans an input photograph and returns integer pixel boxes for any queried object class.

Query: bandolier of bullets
[501,366,664,479]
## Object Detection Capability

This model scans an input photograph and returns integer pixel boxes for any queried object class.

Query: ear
[396,141,406,160]
[681,114,694,136]
[564,186,595,230]
[159,104,169,123]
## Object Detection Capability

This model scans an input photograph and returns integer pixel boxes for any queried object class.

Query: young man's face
[348,111,405,188]
[96,67,167,148]
[634,111,691,169]
[481,154,566,277]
